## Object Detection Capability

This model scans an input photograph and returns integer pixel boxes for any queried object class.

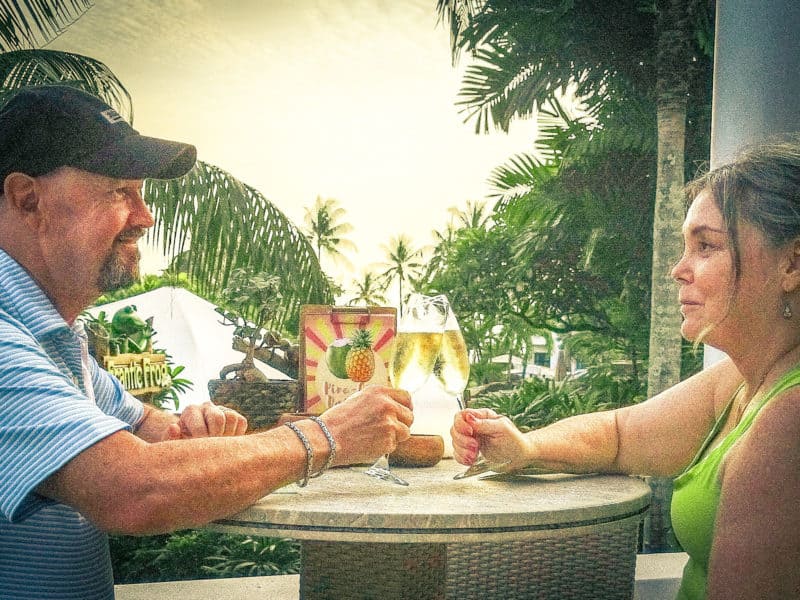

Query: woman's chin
[680,323,709,345]
[680,323,698,341]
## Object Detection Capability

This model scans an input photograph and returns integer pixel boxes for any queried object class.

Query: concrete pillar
[705,0,800,367]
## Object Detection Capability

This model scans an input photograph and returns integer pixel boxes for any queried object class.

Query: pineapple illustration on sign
[345,328,375,383]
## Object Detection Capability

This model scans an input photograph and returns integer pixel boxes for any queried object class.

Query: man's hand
[164,402,248,439]
[319,385,413,466]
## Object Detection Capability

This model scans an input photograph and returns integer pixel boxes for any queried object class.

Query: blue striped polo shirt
[0,249,144,599]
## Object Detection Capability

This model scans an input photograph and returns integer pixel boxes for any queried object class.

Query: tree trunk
[644,0,697,552]
[642,97,687,553]
[648,99,687,406]
[643,98,687,553]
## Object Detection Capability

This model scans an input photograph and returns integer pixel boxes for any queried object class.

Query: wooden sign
[103,352,170,396]
[299,305,396,414]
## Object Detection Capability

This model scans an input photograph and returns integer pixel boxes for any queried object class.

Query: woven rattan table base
[299,518,640,600]
[301,541,446,600]
[447,522,640,599]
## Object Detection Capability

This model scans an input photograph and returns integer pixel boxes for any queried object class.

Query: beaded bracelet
[308,416,336,477]
[284,421,313,487]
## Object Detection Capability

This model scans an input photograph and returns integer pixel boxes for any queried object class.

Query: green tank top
[671,364,800,599]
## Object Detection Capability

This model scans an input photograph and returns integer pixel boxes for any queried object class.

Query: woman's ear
[781,238,800,293]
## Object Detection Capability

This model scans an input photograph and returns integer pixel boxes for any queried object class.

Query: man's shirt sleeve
[0,319,135,522]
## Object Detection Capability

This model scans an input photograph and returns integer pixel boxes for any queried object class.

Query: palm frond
[434,0,485,63]
[0,49,132,119]
[0,0,93,51]
[487,152,557,206]
[146,161,333,331]
[443,0,657,133]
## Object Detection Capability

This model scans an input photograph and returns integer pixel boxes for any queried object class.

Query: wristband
[309,416,336,477]
[284,421,313,487]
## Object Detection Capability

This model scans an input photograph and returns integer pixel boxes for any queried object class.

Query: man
[0,85,412,599]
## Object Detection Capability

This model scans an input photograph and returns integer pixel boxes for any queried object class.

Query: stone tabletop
[213,460,651,543]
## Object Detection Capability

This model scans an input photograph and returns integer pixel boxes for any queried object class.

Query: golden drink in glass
[435,328,470,396]
[390,331,444,393]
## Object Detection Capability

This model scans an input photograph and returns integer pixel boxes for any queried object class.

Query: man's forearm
[134,404,179,442]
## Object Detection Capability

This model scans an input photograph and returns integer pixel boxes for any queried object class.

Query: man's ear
[781,238,800,293]
[3,172,39,217]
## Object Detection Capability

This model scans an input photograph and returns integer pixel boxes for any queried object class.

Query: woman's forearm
[523,409,623,473]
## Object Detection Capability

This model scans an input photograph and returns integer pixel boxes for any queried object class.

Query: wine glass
[434,307,470,409]
[365,294,448,485]
[445,306,509,479]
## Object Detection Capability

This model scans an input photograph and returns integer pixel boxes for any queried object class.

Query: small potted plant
[208,268,299,430]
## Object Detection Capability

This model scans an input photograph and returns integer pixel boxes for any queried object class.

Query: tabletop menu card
[298,305,396,414]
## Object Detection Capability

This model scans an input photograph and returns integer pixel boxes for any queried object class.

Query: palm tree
[421,200,490,285]
[346,272,389,307]
[449,199,490,230]
[303,196,357,272]
[0,2,332,332]
[378,235,424,315]
[641,0,702,552]
[647,0,699,403]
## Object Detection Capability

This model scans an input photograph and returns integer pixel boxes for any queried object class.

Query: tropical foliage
[471,363,644,432]
[109,531,299,583]
[433,0,712,391]
[0,0,93,51]
[148,162,331,333]
[416,111,656,388]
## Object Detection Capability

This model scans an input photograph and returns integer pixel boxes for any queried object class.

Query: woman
[451,138,800,599]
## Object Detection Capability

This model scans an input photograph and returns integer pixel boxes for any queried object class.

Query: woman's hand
[451,408,530,469]
[320,385,413,466]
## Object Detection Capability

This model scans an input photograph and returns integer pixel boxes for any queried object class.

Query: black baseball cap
[0,84,197,184]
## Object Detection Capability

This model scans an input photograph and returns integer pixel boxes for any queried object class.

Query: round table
[213,460,651,600]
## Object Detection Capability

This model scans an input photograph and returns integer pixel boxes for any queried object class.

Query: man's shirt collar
[0,249,70,339]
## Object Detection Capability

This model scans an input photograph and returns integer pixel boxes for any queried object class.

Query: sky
[48,0,540,297]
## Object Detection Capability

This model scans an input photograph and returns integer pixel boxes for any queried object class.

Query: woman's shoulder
[711,381,800,599]
[728,383,800,477]
[753,383,800,438]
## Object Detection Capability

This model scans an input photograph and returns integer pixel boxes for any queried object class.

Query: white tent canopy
[86,287,290,410]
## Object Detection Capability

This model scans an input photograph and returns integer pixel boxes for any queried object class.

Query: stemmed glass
[434,307,470,410]
[447,307,510,479]
[365,293,448,485]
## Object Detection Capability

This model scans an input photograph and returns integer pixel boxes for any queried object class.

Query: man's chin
[98,252,140,293]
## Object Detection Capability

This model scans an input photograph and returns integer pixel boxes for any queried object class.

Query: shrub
[471,364,644,431]
[109,530,300,584]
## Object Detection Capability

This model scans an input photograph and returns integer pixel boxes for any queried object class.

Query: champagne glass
[365,294,448,485]
[444,306,509,479]
[434,307,470,409]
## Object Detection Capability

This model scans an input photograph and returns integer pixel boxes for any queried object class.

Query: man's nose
[130,191,155,228]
